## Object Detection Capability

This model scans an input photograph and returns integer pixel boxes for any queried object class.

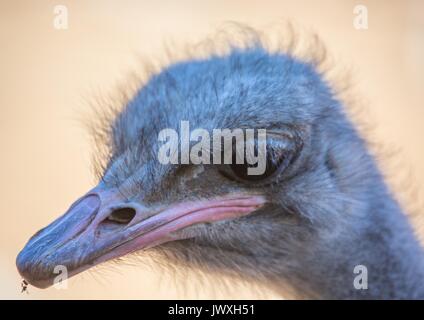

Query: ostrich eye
[229,148,286,182]
[218,133,300,184]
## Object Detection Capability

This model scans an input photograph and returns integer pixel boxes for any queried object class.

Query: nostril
[107,207,136,225]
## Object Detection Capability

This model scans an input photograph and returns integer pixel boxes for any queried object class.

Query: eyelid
[265,133,296,151]
[238,131,296,163]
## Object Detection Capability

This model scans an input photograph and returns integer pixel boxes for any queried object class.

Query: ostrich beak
[16,186,265,288]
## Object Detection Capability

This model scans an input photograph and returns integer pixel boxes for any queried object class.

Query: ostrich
[16,31,424,299]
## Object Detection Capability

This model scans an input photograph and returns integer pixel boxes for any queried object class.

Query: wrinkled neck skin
[284,208,424,299]
[268,187,424,299]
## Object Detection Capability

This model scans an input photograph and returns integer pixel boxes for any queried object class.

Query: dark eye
[218,132,301,184]
[229,149,286,182]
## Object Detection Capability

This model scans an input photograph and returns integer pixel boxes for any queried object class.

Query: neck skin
[275,194,424,299]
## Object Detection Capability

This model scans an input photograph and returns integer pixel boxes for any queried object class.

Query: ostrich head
[16,36,424,298]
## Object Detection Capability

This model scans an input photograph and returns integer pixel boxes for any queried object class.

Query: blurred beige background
[0,0,423,299]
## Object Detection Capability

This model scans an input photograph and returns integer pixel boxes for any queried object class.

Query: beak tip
[16,246,54,289]
[15,192,103,289]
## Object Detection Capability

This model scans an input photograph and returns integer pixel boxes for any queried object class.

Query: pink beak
[16,185,265,288]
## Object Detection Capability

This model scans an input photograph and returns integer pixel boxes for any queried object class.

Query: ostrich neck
[285,193,424,299]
